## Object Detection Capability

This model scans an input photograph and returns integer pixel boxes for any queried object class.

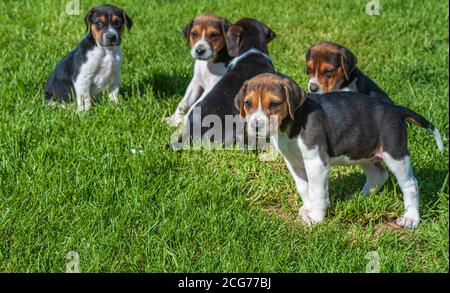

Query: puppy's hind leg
[361,162,389,194]
[382,153,420,228]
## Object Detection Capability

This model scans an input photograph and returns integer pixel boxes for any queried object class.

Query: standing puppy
[45,5,132,112]
[164,14,232,127]
[235,73,443,228]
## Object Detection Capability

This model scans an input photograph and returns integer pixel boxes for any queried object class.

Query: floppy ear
[283,78,305,120]
[305,48,311,74]
[225,26,243,57]
[182,19,194,42]
[220,18,232,35]
[84,8,94,33]
[265,25,276,43]
[122,10,133,31]
[234,81,248,118]
[339,47,357,81]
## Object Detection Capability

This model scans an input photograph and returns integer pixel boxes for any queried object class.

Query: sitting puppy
[164,14,232,127]
[44,5,132,112]
[305,41,392,103]
[173,18,276,148]
[306,41,394,194]
[235,73,444,228]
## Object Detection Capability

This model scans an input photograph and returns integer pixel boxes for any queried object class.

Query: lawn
[0,0,448,272]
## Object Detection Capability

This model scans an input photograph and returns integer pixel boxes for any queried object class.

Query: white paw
[396,214,420,229]
[164,114,184,127]
[298,206,325,226]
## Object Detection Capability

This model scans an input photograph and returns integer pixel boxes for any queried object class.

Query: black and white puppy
[305,41,393,103]
[173,18,276,148]
[164,14,232,127]
[235,73,444,228]
[44,4,132,112]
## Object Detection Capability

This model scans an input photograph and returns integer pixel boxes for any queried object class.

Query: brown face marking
[306,42,347,92]
[86,6,130,46]
[241,74,291,124]
[90,22,102,43]
[188,14,227,52]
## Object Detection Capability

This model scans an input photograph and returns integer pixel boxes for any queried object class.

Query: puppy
[305,41,392,103]
[306,41,395,189]
[235,73,444,228]
[164,14,232,127]
[44,4,132,112]
[173,18,276,148]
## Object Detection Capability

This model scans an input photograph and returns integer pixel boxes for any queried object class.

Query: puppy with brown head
[183,14,231,61]
[45,4,133,111]
[164,14,232,127]
[305,41,392,103]
[234,73,303,137]
[236,73,443,228]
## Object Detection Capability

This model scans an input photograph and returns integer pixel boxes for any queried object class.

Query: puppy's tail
[399,106,444,153]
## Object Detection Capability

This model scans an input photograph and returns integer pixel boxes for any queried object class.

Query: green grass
[0,0,448,272]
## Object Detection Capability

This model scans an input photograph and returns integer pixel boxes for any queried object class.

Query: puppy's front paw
[164,114,184,127]
[299,206,311,224]
[396,212,420,229]
[298,206,325,226]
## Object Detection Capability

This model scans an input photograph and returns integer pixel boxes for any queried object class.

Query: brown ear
[234,81,248,118]
[305,48,311,74]
[225,26,243,57]
[339,47,357,81]
[283,78,305,120]
[182,19,194,42]
[122,10,133,31]
[84,8,94,33]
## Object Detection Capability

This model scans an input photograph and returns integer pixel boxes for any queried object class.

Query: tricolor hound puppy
[235,73,444,228]
[306,41,395,195]
[305,41,392,102]
[173,18,276,148]
[164,14,232,127]
[44,4,132,112]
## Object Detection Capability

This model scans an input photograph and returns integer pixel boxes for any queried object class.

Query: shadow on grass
[121,71,190,99]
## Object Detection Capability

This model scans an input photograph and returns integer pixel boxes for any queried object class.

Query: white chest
[77,46,122,96]
[195,60,227,91]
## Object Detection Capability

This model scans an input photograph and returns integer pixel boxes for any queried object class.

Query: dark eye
[306,67,312,74]
[95,20,103,27]
[244,100,252,108]
[112,19,122,26]
[269,101,281,110]
[209,32,219,39]
[324,70,333,77]
[191,31,198,38]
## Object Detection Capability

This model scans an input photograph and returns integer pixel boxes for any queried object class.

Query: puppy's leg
[361,162,389,194]
[74,79,92,112]
[108,75,120,105]
[299,143,330,225]
[165,77,204,127]
[382,153,420,228]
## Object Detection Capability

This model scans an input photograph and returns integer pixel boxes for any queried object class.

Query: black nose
[309,82,319,92]
[195,47,206,56]
[105,33,117,42]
